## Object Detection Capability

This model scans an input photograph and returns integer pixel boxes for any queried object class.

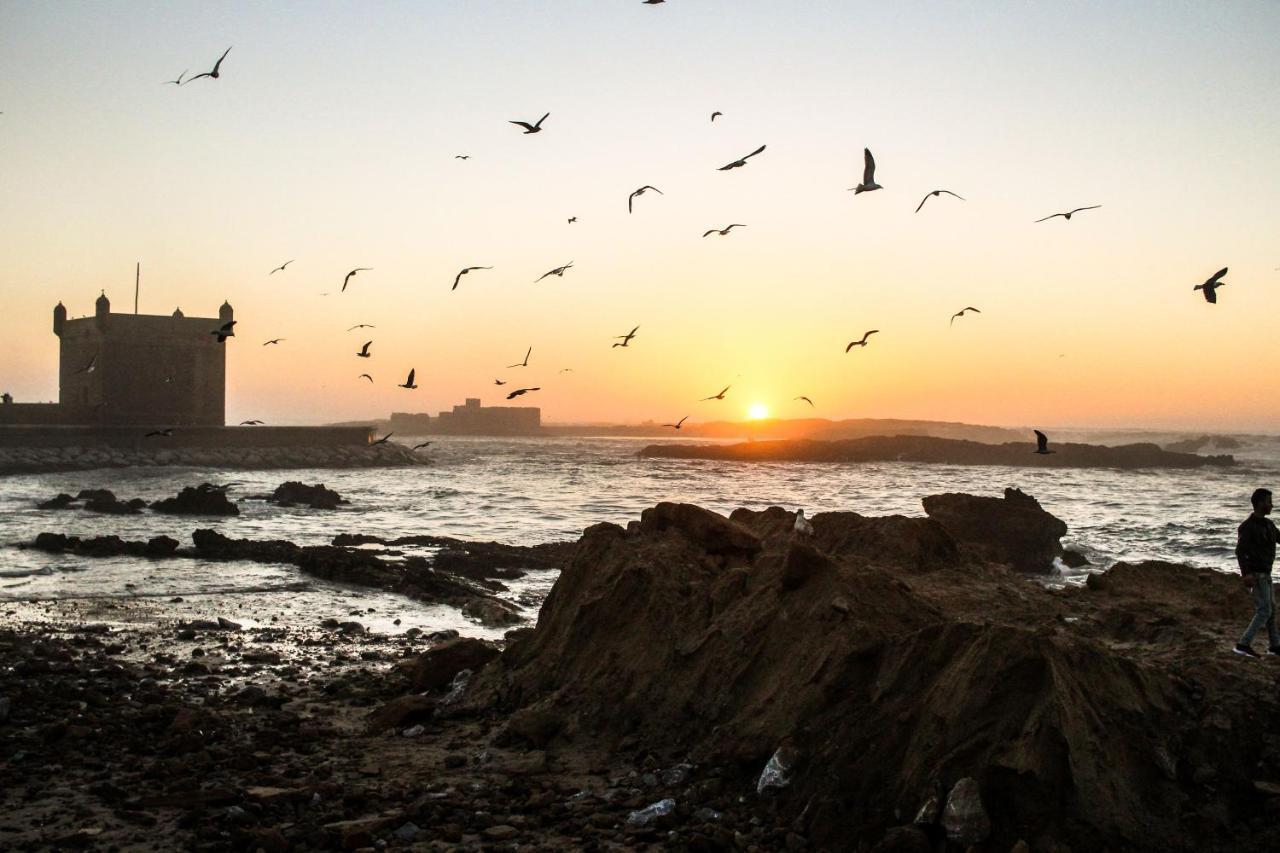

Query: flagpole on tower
[134,262,139,314]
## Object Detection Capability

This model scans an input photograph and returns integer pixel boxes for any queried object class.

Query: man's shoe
[1235,643,1261,658]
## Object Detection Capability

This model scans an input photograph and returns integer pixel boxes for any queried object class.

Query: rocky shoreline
[0,443,428,476]
[4,491,1278,851]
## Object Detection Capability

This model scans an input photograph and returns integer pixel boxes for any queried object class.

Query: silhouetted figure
[628,186,662,213]
[412,441,432,450]
[1,392,13,405]
[359,374,373,382]
[794,396,814,407]
[718,144,765,171]
[1033,430,1054,455]
[211,320,236,343]
[794,509,814,536]
[568,216,577,223]
[1035,205,1101,223]
[850,148,881,194]
[269,260,293,274]
[916,189,965,213]
[703,224,746,237]
[663,416,688,429]
[164,70,186,86]
[710,111,722,121]
[453,266,492,291]
[950,306,981,326]
[372,432,394,445]
[509,112,549,134]
[357,341,373,358]
[348,324,375,331]
[1235,488,1280,658]
[508,347,532,368]
[1194,267,1228,304]
[240,419,264,425]
[535,263,573,282]
[342,268,371,292]
[701,385,730,401]
[398,369,418,389]
[144,428,174,438]
[494,379,507,385]
[507,387,540,399]
[455,155,470,160]
[262,338,284,346]
[845,330,878,351]
[184,47,231,83]
[613,326,640,347]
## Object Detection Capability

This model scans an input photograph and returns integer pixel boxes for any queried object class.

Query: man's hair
[1252,488,1272,509]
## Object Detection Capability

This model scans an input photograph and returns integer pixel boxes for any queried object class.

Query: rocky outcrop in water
[36,489,147,514]
[922,487,1067,573]
[151,484,239,516]
[261,481,346,510]
[0,442,427,476]
[640,434,1235,468]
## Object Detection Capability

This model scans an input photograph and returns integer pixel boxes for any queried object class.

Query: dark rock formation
[921,487,1067,573]
[330,532,574,581]
[264,481,346,510]
[397,638,500,691]
[151,484,239,516]
[37,493,76,510]
[32,532,181,559]
[36,489,147,514]
[640,434,1235,469]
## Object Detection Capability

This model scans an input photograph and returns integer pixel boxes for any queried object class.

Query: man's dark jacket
[1237,514,1280,575]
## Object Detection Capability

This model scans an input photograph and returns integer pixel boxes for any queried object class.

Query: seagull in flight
[915,190,965,213]
[613,326,640,348]
[717,144,765,171]
[455,155,470,160]
[453,266,492,291]
[494,379,507,386]
[701,385,730,401]
[347,324,375,331]
[359,374,373,383]
[77,355,98,374]
[703,224,746,238]
[509,112,549,134]
[211,320,236,343]
[240,419,264,425]
[1194,267,1228,304]
[144,428,174,438]
[342,268,371,292]
[664,416,689,429]
[845,330,878,351]
[535,262,573,282]
[183,47,231,83]
[850,148,882,194]
[372,432,394,445]
[164,70,187,86]
[262,338,285,346]
[508,347,532,368]
[507,387,540,400]
[794,396,815,407]
[567,216,577,224]
[1035,205,1101,223]
[398,369,418,390]
[628,186,663,214]
[269,260,293,275]
[710,111,722,122]
[412,441,432,450]
[949,307,981,326]
[356,341,373,358]
[1033,430,1055,455]
[643,0,665,4]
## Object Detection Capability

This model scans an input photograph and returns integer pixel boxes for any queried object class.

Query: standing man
[1235,488,1280,658]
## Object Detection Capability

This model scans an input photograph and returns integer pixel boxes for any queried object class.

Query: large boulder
[921,488,1066,573]
[152,484,239,516]
[268,481,345,510]
[398,638,500,691]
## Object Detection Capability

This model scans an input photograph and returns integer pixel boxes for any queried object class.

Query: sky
[1,1,1278,430]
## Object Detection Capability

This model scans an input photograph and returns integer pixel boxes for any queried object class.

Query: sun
[747,402,769,420]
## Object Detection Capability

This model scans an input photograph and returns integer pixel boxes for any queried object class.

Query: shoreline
[0,443,428,476]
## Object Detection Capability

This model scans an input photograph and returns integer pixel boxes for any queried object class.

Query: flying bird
[507,347,532,368]
[717,144,766,171]
[850,148,882,193]
[1194,267,1228,304]
[915,190,965,213]
[211,320,236,343]
[559,368,574,374]
[184,47,231,83]
[494,379,507,386]
[358,374,373,383]
[262,338,285,346]
[664,416,689,429]
[643,0,665,4]
[372,432,394,445]
[341,268,371,292]
[535,262,573,282]
[398,369,418,390]
[567,216,577,224]
[703,224,746,238]
[347,324,375,331]
[412,441,432,450]
[701,385,730,401]
[144,428,174,438]
[164,70,187,86]
[949,307,981,326]
[845,330,879,351]
[77,355,97,374]
[1035,205,1101,223]
[507,387,540,400]
[455,155,470,160]
[269,260,293,274]
[452,266,492,291]
[794,396,815,407]
[613,326,640,348]
[356,341,373,358]
[628,185,663,213]
[1033,430,1055,455]
[509,112,549,134]
[239,419,264,425]
[710,111,722,122]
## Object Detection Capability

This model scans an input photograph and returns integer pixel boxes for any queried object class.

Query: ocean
[1,436,1274,633]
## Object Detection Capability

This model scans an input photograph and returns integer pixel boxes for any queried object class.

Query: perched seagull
[703,224,746,238]
[371,432,394,445]
[494,379,507,386]
[211,320,236,343]
[535,262,573,282]
[356,341,373,358]
[613,326,640,348]
[793,509,814,537]
[710,111,722,122]
[1035,205,1101,223]
[717,144,766,171]
[341,268,372,293]
[398,369,418,390]
[507,387,540,400]
[77,355,98,374]
[1194,267,1228,304]
[509,112,549,134]
[849,148,882,194]
[164,70,187,86]
[701,385,731,401]
[269,260,293,275]
[262,338,285,346]
[508,347,532,368]
[845,330,879,351]
[915,190,965,213]
[358,374,373,383]
[1033,429,1055,455]
[347,324,375,331]
[144,428,174,438]
[455,155,470,160]
[240,419,264,425]
[183,47,231,83]
[794,396,815,407]
[663,416,689,429]
[628,185,663,214]
[412,441,432,450]
[452,266,492,291]
[567,216,577,224]
[949,307,981,326]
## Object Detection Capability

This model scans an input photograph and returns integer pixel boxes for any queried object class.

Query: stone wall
[0,425,373,450]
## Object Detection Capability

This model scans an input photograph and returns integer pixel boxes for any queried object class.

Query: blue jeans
[1240,573,1280,649]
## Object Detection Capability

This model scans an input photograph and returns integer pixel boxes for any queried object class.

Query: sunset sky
[1,1,1278,430]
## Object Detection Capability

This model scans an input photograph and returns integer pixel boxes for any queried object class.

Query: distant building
[0,293,230,426]
[389,412,432,434]
[430,398,541,435]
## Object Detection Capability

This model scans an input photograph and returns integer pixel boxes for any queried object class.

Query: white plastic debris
[627,798,676,826]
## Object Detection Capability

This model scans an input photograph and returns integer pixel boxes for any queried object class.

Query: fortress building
[1,294,231,426]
